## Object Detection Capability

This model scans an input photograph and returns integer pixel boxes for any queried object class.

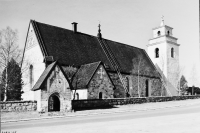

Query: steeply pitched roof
[32,20,156,74]
[32,61,71,91]
[71,61,101,89]
[32,62,57,91]
[104,39,155,74]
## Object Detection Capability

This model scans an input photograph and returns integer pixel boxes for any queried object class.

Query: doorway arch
[99,92,103,99]
[48,93,60,112]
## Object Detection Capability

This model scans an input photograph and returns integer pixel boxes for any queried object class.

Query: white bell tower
[147,17,180,96]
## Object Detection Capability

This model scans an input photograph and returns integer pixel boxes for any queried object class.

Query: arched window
[155,48,159,58]
[76,93,79,100]
[126,77,129,92]
[157,31,161,36]
[145,80,149,97]
[29,65,34,88]
[171,48,174,58]
[99,92,103,99]
[167,31,170,35]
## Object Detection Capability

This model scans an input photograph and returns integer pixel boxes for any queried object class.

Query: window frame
[29,64,34,88]
[155,48,159,58]
[157,31,161,36]
[171,48,174,58]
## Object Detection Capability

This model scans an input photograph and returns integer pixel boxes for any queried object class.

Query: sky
[0,0,199,87]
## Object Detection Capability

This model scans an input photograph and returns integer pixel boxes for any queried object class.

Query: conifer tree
[1,58,23,101]
[180,75,188,95]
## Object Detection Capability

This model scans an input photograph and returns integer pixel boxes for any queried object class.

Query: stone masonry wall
[108,72,165,98]
[0,101,37,112]
[72,95,200,110]
[130,75,164,97]
[88,66,114,99]
[108,72,126,98]
[40,66,72,112]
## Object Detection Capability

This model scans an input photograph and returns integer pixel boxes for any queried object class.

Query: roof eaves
[31,20,48,56]
[21,21,31,67]
[31,61,57,91]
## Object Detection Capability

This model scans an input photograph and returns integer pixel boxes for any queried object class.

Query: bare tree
[0,27,21,101]
[72,69,88,100]
[190,64,199,87]
[72,73,81,100]
[62,66,77,81]
[132,54,148,97]
[62,66,81,100]
[174,65,184,95]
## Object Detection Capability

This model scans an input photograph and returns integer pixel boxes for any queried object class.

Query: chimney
[71,22,78,33]
[44,56,54,67]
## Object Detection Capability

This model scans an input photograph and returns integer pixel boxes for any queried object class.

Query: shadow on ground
[73,106,118,112]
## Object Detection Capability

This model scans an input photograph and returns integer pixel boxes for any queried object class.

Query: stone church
[21,19,179,112]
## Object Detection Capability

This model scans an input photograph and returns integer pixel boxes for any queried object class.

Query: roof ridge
[34,20,97,38]
[34,20,71,32]
[33,20,144,51]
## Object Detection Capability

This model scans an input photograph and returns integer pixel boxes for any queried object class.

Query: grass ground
[1,111,41,121]
[1,111,71,121]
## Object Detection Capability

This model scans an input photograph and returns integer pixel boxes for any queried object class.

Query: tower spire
[160,15,165,26]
